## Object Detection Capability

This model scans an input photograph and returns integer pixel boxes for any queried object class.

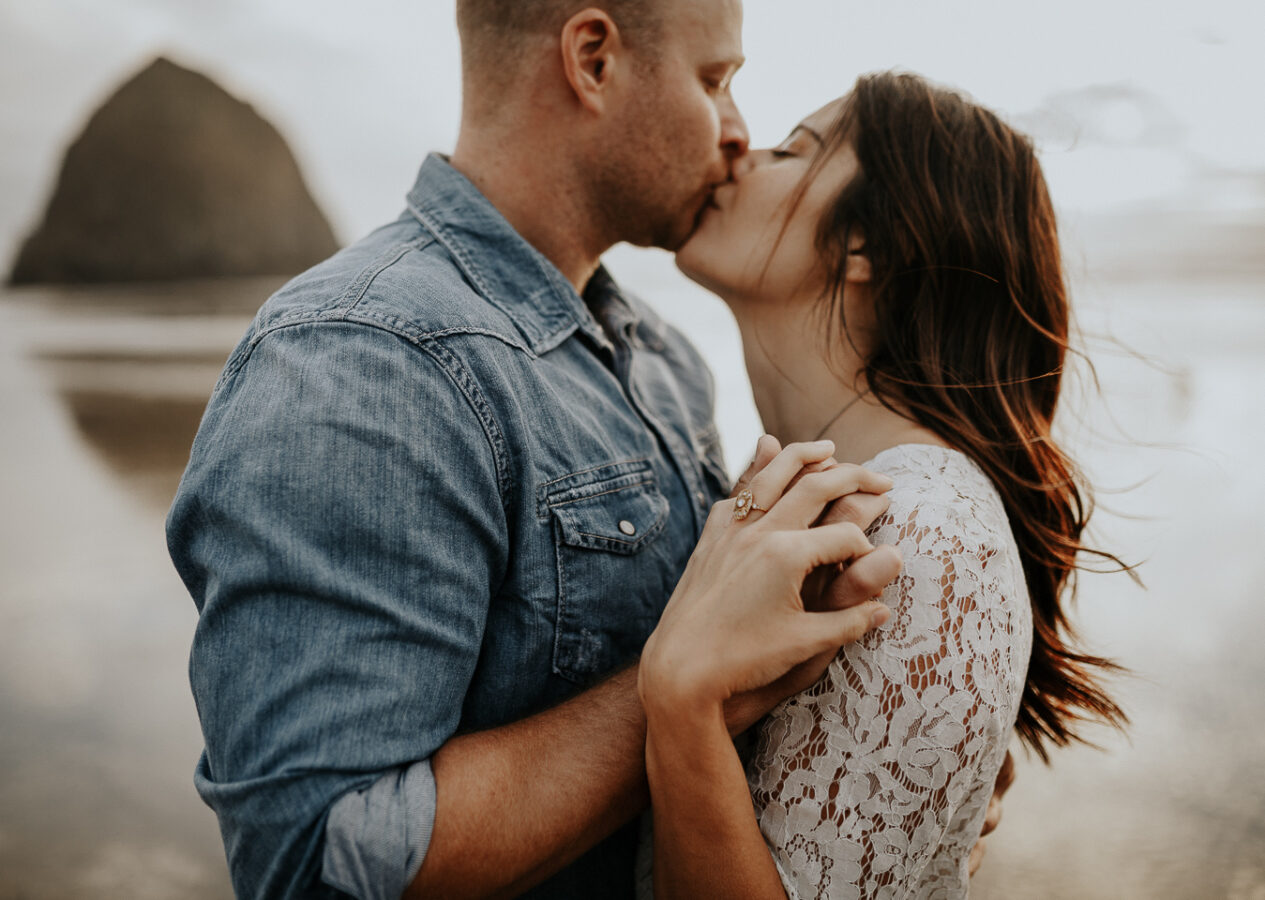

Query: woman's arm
[643,694,787,899]
[748,493,1027,896]
[636,443,899,898]
[641,459,1026,897]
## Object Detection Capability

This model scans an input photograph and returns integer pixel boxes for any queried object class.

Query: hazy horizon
[3,0,1263,275]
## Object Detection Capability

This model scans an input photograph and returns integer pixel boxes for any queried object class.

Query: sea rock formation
[10,56,339,283]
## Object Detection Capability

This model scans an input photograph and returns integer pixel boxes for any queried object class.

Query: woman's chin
[674,234,730,299]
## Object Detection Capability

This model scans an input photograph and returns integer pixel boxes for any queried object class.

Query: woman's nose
[731,152,756,179]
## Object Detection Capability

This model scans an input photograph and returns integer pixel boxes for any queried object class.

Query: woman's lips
[708,181,737,211]
[691,191,722,231]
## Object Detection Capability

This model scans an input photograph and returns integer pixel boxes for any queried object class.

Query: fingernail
[813,439,835,450]
[870,605,891,628]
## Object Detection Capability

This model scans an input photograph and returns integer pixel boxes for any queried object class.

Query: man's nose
[719,95,750,163]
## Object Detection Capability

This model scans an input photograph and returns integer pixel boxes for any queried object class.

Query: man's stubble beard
[592,90,706,252]
[589,147,698,252]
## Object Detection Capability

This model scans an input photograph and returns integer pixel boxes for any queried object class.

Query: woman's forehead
[797,97,847,136]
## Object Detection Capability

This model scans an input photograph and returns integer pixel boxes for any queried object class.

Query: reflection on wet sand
[0,280,268,899]
[38,349,231,508]
[57,389,209,507]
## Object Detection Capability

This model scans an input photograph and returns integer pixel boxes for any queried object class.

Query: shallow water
[0,267,1262,898]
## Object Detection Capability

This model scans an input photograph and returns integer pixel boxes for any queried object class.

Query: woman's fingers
[766,464,894,529]
[730,434,782,500]
[784,457,839,495]
[793,600,891,659]
[741,440,837,512]
[819,489,891,532]
[819,544,903,610]
[794,520,876,571]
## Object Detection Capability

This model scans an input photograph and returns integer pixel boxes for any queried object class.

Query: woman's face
[676,97,859,304]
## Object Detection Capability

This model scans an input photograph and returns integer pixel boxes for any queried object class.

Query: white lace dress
[638,444,1033,900]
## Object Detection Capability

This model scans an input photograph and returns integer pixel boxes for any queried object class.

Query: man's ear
[845,231,872,283]
[560,9,622,114]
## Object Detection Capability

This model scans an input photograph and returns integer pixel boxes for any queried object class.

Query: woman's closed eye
[772,130,819,160]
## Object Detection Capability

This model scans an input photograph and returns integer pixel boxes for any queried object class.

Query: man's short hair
[457,0,664,87]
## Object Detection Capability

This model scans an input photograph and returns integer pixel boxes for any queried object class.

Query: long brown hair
[812,71,1127,761]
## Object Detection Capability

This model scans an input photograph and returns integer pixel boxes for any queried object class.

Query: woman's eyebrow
[790,125,825,144]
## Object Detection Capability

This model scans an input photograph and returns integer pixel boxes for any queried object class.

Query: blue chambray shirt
[167,154,731,899]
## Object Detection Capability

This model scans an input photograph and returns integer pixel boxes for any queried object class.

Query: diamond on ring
[733,488,767,521]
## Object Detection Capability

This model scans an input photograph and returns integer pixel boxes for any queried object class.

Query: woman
[636,71,1127,898]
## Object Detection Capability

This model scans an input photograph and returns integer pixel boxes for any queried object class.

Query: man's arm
[169,322,510,899]
[409,667,646,898]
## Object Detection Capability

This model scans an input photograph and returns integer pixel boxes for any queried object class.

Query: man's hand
[969,748,1016,877]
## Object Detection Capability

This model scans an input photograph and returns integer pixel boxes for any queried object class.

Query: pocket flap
[549,479,669,554]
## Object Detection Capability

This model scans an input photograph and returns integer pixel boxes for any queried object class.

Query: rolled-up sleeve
[322,760,436,898]
[166,320,507,899]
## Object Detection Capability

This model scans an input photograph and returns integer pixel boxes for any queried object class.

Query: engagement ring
[732,488,769,521]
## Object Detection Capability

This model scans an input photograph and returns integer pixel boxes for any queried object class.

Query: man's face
[599,0,749,251]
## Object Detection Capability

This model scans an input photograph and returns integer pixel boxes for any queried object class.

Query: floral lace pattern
[746,444,1032,899]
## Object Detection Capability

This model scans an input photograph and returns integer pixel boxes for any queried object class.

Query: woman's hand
[638,440,898,720]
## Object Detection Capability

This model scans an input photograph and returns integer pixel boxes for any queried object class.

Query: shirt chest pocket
[541,460,671,685]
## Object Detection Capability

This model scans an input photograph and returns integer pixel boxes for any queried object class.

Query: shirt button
[695,491,707,505]
[619,520,637,536]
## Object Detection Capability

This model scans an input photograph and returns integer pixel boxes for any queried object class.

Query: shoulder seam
[338,235,436,315]
[415,339,515,518]
[216,316,516,525]
[220,303,536,387]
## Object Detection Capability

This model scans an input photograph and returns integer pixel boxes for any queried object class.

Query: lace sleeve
[746,466,1030,900]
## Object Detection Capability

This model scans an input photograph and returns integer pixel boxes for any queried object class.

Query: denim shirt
[167,154,730,899]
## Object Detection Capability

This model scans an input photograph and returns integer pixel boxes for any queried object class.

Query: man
[167,1,917,896]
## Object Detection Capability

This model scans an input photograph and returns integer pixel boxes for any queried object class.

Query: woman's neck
[734,303,947,466]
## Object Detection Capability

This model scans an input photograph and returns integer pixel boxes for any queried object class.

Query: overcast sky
[2,0,1262,255]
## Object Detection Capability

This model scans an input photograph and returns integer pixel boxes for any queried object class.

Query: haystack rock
[10,56,339,284]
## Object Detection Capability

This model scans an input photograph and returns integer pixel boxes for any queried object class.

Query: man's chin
[625,200,709,253]
[641,215,692,253]
[657,204,713,253]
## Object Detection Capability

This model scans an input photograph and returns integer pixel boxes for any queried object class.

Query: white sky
[1,0,1262,253]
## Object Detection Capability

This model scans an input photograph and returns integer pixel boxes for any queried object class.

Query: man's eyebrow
[709,55,746,73]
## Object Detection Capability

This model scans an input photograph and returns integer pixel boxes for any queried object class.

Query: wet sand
[1,273,1263,898]
[0,282,265,897]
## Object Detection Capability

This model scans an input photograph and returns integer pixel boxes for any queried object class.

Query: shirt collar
[405,153,616,354]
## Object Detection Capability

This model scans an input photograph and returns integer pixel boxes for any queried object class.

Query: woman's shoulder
[861,442,995,502]
[860,443,1015,555]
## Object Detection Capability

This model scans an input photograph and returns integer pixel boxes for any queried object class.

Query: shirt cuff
[321,759,437,899]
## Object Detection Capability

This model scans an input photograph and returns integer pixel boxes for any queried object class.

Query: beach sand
[1,271,1262,898]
